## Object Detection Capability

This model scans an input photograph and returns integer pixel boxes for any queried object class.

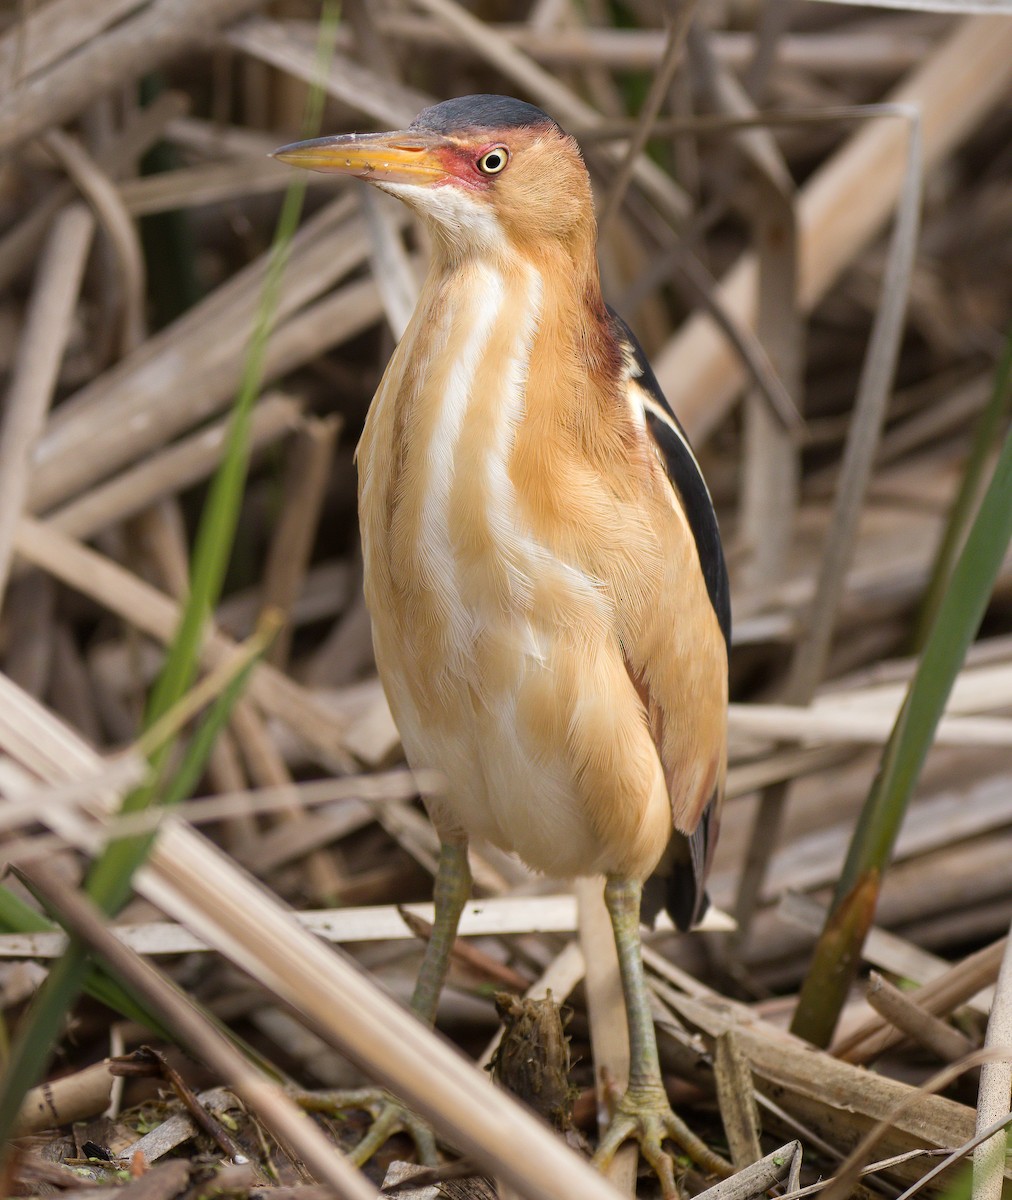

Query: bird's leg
[300,841,471,1166]
[410,840,472,1026]
[591,876,732,1198]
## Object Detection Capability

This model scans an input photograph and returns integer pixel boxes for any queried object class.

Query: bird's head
[272,95,595,261]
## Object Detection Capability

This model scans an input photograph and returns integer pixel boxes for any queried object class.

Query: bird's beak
[271,130,452,184]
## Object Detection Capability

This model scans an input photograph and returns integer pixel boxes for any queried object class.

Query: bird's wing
[608,308,730,929]
[609,308,730,648]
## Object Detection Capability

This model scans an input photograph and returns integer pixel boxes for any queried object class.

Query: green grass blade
[911,328,1012,649]
[0,888,161,1031]
[791,416,1012,1046]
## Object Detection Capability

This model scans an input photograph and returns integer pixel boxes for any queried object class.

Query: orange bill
[271,131,452,182]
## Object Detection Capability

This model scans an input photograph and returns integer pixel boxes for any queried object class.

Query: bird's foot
[591,1083,732,1199]
[297,1088,438,1167]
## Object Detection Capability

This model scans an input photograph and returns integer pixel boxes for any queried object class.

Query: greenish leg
[410,841,472,1026]
[301,841,471,1167]
[592,876,732,1198]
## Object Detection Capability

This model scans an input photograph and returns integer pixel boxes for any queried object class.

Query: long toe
[591,1087,732,1199]
[296,1088,439,1167]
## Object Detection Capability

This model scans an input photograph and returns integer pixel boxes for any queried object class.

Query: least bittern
[274,96,730,1196]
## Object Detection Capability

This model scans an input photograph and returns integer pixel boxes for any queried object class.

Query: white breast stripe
[418,261,504,662]
[481,266,542,611]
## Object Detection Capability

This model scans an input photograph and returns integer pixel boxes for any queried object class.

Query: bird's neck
[421,235,618,410]
[371,235,633,559]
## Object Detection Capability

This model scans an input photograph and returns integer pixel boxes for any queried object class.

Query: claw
[296,1088,439,1167]
[591,1085,732,1199]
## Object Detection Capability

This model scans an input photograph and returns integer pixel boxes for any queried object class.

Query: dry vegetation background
[1,1,1011,1199]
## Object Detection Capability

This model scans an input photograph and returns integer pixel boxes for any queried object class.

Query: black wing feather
[608,307,731,649]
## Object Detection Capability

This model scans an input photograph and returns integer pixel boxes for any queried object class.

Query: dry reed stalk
[373,16,932,75]
[40,129,146,356]
[261,414,340,669]
[18,862,380,1200]
[0,90,187,292]
[0,678,626,1200]
[834,938,1008,1064]
[737,171,801,595]
[728,702,1012,747]
[117,156,316,215]
[778,893,995,1016]
[972,929,1012,1200]
[0,204,94,604]
[301,584,375,688]
[164,114,278,158]
[224,15,431,126]
[659,988,983,1191]
[655,15,1012,442]
[829,659,1012,718]
[735,88,923,934]
[734,840,1012,990]
[595,1,697,237]
[0,0,267,156]
[713,1032,763,1168]
[228,698,345,902]
[218,561,352,639]
[864,972,975,1063]
[13,516,357,771]
[45,393,301,542]
[132,492,345,901]
[692,1143,802,1200]
[1,762,414,871]
[726,745,851,799]
[0,895,588,960]
[680,34,804,589]
[13,1060,115,1136]
[28,197,382,511]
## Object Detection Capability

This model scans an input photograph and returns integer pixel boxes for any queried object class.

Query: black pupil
[483,152,502,171]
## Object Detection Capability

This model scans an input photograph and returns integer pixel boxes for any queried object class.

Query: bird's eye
[477,147,509,175]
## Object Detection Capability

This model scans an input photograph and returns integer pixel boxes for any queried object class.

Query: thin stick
[596,0,697,237]
[735,106,923,936]
[653,16,1012,443]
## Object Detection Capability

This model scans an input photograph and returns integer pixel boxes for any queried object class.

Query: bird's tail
[641,795,719,932]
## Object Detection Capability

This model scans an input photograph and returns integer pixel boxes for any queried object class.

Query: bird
[273,94,730,1196]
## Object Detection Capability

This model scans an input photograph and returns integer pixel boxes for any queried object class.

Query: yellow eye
[477,147,509,175]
